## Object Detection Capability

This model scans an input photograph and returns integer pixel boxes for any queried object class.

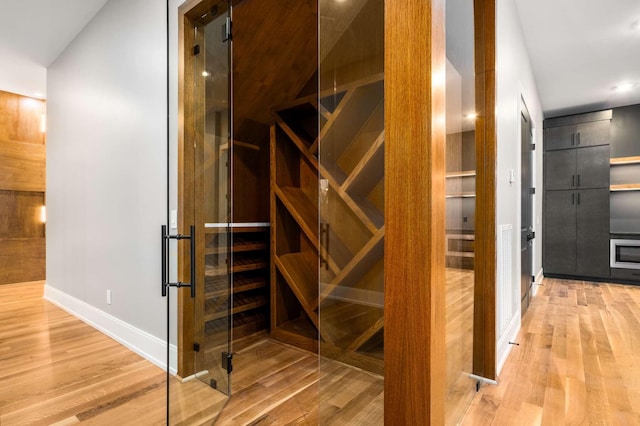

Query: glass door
[192,1,233,396]
[318,0,385,422]
[166,2,233,424]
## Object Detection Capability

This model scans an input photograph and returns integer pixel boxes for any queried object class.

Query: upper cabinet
[544,110,612,151]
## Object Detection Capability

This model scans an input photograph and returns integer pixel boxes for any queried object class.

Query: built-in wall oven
[611,238,640,270]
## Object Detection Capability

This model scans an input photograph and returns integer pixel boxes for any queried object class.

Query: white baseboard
[532,268,544,297]
[43,283,177,374]
[496,310,521,376]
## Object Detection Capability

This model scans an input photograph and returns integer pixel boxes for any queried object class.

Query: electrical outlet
[106,289,112,305]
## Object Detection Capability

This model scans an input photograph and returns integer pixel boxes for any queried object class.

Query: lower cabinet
[544,188,610,278]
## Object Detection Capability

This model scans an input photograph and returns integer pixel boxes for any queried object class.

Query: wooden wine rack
[270,75,384,374]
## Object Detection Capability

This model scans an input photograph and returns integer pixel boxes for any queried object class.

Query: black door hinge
[193,342,200,352]
[531,187,536,195]
[531,275,535,283]
[531,143,536,150]
[222,17,232,42]
[193,44,200,56]
[222,351,233,374]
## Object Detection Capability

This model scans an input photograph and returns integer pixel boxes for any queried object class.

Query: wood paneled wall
[0,90,46,285]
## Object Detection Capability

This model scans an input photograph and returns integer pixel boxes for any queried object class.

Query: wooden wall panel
[0,90,46,285]
[0,140,46,192]
[0,238,45,285]
[0,190,45,238]
[384,0,446,423]
[0,90,46,145]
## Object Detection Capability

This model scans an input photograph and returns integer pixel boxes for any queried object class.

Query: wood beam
[384,0,446,423]
[473,0,497,380]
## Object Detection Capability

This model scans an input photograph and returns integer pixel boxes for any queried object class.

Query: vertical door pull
[577,192,581,205]
[571,133,575,146]
[161,225,196,298]
[577,174,580,187]
[576,132,581,146]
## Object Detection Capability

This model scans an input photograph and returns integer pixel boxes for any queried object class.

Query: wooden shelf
[204,291,268,322]
[270,73,385,372]
[205,234,267,254]
[205,273,267,299]
[275,186,318,243]
[205,253,267,277]
[446,170,476,178]
[610,183,640,191]
[446,193,476,198]
[321,227,384,304]
[319,300,384,350]
[275,253,318,311]
[204,311,267,347]
[610,156,640,165]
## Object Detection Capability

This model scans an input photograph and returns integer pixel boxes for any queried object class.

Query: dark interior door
[544,190,577,275]
[520,101,534,315]
[576,189,610,277]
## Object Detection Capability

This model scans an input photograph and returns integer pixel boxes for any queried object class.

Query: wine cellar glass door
[192,1,233,395]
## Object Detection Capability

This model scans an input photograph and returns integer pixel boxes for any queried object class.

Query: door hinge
[222,351,233,374]
[193,44,200,56]
[531,187,536,195]
[221,17,232,42]
[193,342,200,352]
[531,143,536,150]
[531,275,535,283]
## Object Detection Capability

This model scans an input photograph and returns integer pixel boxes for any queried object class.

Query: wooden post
[384,0,446,423]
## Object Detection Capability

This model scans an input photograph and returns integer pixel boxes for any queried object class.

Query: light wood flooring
[5,277,636,425]
[462,278,640,425]
[0,281,383,425]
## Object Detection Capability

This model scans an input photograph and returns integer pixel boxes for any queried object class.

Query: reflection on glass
[319,0,385,423]
[444,0,477,424]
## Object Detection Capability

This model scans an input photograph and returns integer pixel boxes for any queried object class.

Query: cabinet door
[545,124,576,151]
[545,149,576,190]
[576,120,610,147]
[576,145,610,189]
[576,189,610,278]
[544,190,576,275]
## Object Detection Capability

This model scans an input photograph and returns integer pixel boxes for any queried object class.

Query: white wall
[495,0,544,374]
[46,0,174,368]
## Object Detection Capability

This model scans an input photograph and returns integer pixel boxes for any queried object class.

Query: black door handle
[527,232,535,241]
[161,224,196,298]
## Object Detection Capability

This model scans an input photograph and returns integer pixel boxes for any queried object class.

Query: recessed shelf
[610,156,640,165]
[610,183,640,191]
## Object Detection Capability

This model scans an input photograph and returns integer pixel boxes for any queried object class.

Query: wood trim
[473,0,497,380]
[384,0,446,423]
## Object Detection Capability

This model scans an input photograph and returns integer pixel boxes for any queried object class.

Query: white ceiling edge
[0,0,109,99]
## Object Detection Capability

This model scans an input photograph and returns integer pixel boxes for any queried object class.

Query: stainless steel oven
[611,239,640,270]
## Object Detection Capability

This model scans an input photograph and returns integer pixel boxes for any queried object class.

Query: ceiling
[0,0,108,98]
[514,0,640,117]
[0,0,639,116]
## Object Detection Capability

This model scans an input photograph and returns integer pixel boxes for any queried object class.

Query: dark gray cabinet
[544,110,612,151]
[544,189,610,278]
[576,189,610,277]
[544,110,611,279]
[544,190,577,275]
[544,138,610,190]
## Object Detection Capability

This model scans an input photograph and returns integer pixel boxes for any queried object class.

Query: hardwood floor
[462,278,640,425]
[0,281,383,425]
[5,277,637,425]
